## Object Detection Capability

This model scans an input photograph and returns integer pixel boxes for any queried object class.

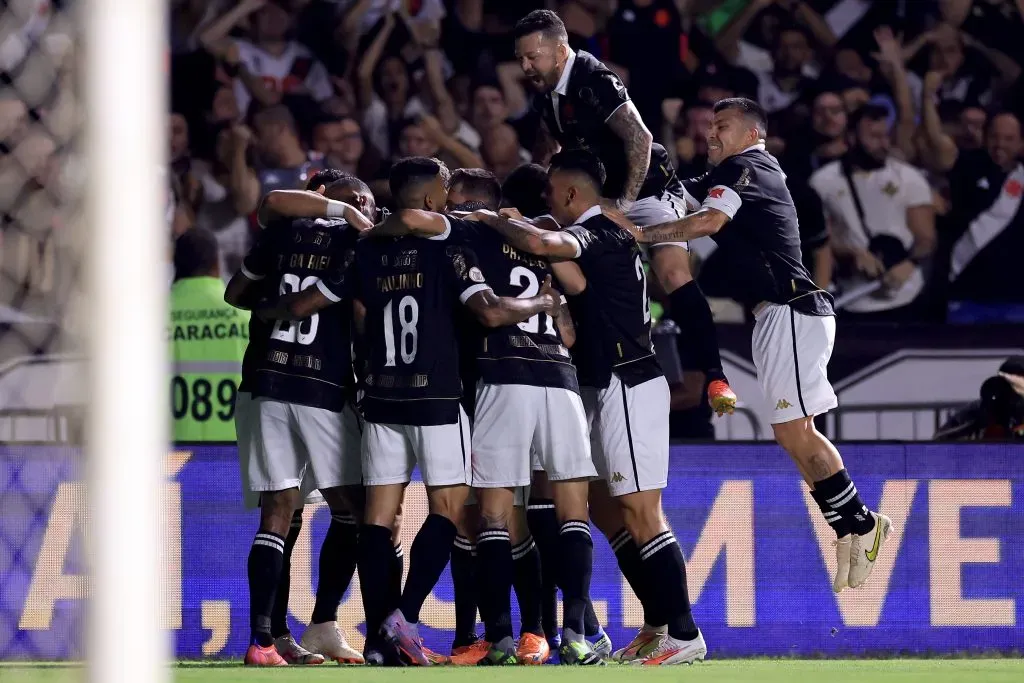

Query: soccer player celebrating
[468,150,707,666]
[512,9,736,416]
[632,98,892,593]
[224,171,374,666]
[347,157,560,666]
[377,166,602,665]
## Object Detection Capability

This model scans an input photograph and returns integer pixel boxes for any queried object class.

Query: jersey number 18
[383,295,419,366]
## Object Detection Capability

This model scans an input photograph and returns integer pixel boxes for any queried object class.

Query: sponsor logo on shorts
[775,399,792,410]
[610,472,626,484]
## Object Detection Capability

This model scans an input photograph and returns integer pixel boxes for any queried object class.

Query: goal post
[85,1,169,681]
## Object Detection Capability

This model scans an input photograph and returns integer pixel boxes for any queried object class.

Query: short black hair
[449,168,501,211]
[501,163,549,218]
[174,228,220,280]
[389,156,450,208]
[549,149,606,192]
[513,9,568,43]
[713,97,768,138]
[306,168,350,191]
[848,103,890,130]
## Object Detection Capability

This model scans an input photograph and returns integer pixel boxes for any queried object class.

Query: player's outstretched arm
[259,190,372,231]
[360,209,449,240]
[253,285,339,322]
[465,276,561,328]
[469,211,580,259]
[633,208,731,244]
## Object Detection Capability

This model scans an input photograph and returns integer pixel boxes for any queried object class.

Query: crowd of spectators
[3,1,1023,329]
[167,0,1024,324]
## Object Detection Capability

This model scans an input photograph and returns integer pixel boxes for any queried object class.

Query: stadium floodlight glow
[86,0,169,681]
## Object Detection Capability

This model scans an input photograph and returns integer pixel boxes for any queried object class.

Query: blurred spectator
[311,114,380,179]
[942,112,1024,315]
[810,104,936,320]
[191,124,262,275]
[663,100,714,178]
[480,123,527,181]
[395,115,482,171]
[200,0,334,116]
[252,105,323,192]
[715,0,835,114]
[781,90,847,183]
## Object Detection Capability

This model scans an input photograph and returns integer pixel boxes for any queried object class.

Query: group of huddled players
[222,8,893,669]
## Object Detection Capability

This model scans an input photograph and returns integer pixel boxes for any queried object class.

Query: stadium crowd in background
[158,0,1024,327]
[2,1,1022,327]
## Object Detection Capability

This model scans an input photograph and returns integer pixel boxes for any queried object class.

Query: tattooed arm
[632,208,730,243]
[605,101,653,209]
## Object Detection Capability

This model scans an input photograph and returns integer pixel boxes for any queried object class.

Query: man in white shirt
[200,0,333,116]
[809,104,936,319]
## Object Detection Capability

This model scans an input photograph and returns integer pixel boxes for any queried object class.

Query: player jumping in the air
[632,98,892,593]
[512,10,736,417]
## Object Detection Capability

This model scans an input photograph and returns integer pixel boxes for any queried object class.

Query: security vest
[169,276,249,442]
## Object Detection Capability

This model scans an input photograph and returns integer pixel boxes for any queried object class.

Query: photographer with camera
[936,357,1024,441]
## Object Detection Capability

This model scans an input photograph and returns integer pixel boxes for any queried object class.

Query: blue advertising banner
[1,443,1021,659]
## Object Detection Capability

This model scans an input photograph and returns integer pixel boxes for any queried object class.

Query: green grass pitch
[4,660,1023,683]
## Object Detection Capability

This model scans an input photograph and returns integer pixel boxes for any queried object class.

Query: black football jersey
[349,218,491,426]
[563,207,662,388]
[534,50,667,200]
[450,222,578,392]
[682,147,834,316]
[238,316,269,394]
[242,217,358,412]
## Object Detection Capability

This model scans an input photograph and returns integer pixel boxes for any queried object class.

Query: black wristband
[222,61,240,78]
[909,253,928,266]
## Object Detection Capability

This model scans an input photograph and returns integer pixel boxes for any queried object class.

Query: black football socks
[270,511,302,638]
[248,530,286,646]
[558,521,593,642]
[477,528,514,643]
[512,536,544,636]
[400,514,457,623]
[639,531,699,641]
[451,535,479,646]
[311,512,359,624]
[814,469,875,535]
[668,280,725,382]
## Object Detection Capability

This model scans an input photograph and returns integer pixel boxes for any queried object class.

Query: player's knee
[427,485,469,522]
[259,489,299,535]
[650,247,693,292]
[773,417,814,455]
[478,502,511,531]
[620,497,666,542]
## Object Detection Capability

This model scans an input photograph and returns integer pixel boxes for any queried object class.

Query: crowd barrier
[1,443,1021,659]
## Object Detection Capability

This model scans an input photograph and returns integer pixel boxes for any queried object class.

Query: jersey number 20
[270,274,320,345]
[510,266,556,336]
[384,295,419,366]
